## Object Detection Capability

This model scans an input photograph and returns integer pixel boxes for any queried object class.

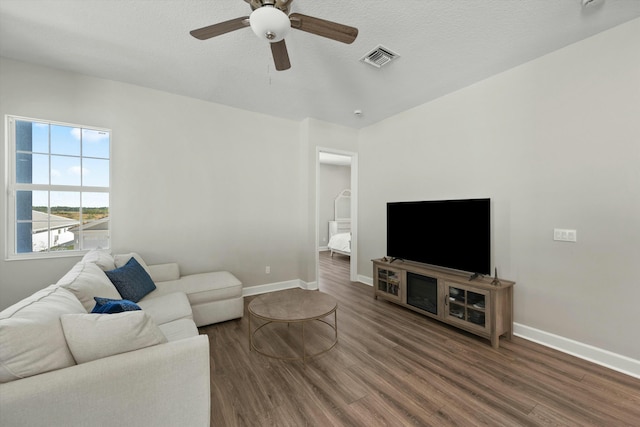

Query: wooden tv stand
[373,258,515,348]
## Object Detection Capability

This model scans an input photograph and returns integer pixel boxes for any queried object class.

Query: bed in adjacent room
[328,220,351,257]
[327,189,351,257]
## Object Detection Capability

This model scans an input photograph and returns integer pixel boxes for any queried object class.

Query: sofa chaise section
[0,336,210,427]
[113,253,244,327]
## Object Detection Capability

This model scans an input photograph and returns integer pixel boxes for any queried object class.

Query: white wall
[318,164,350,246]
[0,58,305,307]
[358,18,640,360]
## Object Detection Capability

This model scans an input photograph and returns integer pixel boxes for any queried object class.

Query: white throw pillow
[60,311,168,364]
[0,285,86,383]
[81,248,116,271]
[57,262,122,312]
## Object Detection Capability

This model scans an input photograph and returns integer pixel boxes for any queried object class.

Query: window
[6,116,110,258]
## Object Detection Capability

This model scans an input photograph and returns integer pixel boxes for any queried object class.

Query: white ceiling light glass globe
[249,6,291,43]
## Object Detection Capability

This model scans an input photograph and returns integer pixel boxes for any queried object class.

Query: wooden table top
[248,288,337,322]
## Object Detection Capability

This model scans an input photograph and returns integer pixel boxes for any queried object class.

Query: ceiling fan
[190,0,359,71]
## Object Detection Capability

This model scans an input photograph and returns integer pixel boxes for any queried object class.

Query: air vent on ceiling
[360,45,400,68]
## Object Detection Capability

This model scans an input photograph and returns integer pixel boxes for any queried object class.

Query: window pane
[48,223,78,251]
[17,222,35,253]
[82,158,109,187]
[51,155,81,186]
[32,122,49,153]
[32,191,48,210]
[82,129,110,159]
[51,125,80,156]
[81,192,109,250]
[83,192,109,215]
[50,191,80,252]
[33,154,50,184]
[50,191,80,221]
[15,120,32,152]
[17,191,33,221]
[17,191,52,253]
[16,152,32,184]
[31,209,50,252]
[16,153,49,185]
[16,120,49,153]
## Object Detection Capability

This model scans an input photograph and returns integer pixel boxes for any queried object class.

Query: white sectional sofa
[0,249,243,427]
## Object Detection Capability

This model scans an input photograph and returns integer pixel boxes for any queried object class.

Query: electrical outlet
[265,266,270,274]
[554,228,577,242]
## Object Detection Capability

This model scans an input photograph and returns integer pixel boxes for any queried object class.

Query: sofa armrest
[148,262,180,282]
[0,336,210,427]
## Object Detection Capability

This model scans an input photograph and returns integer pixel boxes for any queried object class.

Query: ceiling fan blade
[190,16,250,40]
[270,40,291,71]
[289,13,358,44]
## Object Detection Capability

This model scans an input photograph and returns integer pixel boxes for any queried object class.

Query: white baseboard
[242,280,302,297]
[242,279,317,297]
[514,323,639,379]
[318,246,328,252]
[358,275,373,286]
[303,280,318,290]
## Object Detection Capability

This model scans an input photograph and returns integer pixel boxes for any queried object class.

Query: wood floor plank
[202,251,640,426]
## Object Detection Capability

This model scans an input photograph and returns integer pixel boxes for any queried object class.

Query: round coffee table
[248,288,338,365]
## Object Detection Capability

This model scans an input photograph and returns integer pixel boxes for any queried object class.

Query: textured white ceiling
[1,0,639,128]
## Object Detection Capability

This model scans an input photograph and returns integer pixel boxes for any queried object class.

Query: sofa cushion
[0,285,85,383]
[105,257,156,303]
[158,319,199,342]
[137,292,193,325]
[114,252,152,276]
[151,271,243,305]
[57,262,122,312]
[147,263,180,282]
[60,311,167,364]
[91,297,141,314]
[81,248,116,271]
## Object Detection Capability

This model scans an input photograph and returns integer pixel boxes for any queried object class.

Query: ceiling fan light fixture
[249,6,291,42]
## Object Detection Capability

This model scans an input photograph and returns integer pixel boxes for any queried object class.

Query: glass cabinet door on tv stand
[374,266,402,302]
[444,283,490,334]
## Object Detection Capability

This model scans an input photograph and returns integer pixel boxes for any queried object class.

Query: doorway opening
[316,148,358,286]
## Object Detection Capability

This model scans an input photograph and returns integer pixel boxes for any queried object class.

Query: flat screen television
[387,198,490,275]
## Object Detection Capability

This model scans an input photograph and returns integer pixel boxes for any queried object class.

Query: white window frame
[5,115,112,260]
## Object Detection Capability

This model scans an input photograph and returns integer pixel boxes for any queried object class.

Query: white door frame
[316,147,358,284]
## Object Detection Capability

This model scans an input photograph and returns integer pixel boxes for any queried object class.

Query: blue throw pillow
[104,257,156,302]
[91,297,142,313]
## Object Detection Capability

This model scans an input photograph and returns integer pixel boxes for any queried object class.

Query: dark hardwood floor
[199,252,640,426]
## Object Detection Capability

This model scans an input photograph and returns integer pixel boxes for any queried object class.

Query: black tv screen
[387,198,490,275]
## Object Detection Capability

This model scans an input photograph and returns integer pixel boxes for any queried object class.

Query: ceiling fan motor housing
[250,6,291,42]
[190,0,358,71]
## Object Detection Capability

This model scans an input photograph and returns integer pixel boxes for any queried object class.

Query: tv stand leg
[491,334,499,349]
